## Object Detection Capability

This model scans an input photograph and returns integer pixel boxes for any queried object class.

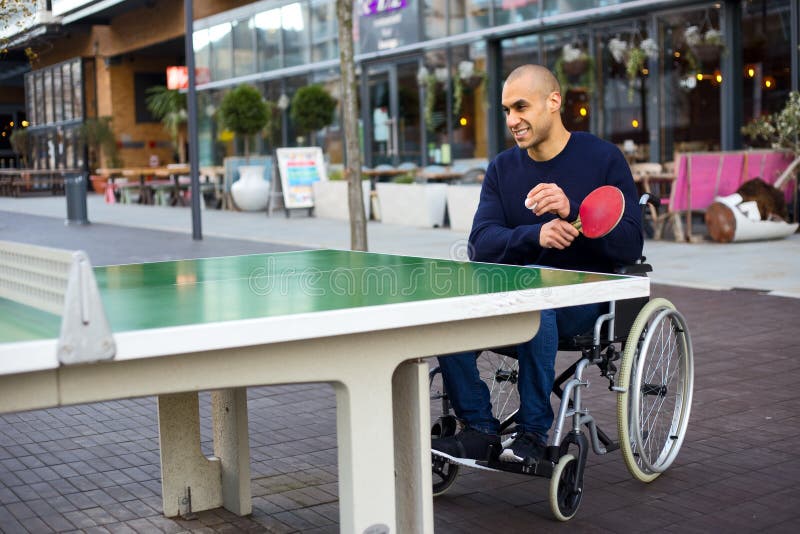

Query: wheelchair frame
[430,196,695,521]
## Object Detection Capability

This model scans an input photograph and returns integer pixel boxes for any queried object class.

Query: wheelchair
[429,195,694,521]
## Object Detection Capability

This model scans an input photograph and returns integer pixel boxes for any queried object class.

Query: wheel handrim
[629,308,693,474]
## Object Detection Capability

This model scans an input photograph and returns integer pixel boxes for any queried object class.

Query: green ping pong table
[0,248,648,532]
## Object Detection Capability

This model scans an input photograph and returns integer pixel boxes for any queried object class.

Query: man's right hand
[539,219,579,249]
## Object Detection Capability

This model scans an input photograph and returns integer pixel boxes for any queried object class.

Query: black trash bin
[65,172,90,225]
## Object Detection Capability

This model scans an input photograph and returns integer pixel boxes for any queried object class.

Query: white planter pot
[446,184,482,232]
[312,180,371,220]
[231,165,270,211]
[376,183,448,227]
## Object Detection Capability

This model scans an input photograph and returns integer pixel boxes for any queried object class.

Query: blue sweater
[469,132,643,273]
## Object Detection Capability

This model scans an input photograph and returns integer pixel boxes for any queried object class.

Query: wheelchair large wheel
[549,454,582,521]
[477,350,520,434]
[617,298,694,482]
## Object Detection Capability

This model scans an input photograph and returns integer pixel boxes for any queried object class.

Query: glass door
[365,59,422,167]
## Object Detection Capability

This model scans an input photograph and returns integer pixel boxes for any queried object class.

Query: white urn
[231,165,269,211]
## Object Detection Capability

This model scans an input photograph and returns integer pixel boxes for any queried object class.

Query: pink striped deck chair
[742,150,796,204]
[663,152,744,240]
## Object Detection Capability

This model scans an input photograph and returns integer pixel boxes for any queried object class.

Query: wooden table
[0,168,81,196]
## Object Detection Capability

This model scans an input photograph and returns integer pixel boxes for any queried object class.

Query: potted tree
[9,128,30,168]
[79,116,122,194]
[218,84,273,211]
[289,84,336,146]
[145,85,187,163]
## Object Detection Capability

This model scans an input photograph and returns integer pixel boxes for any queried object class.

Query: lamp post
[185,0,202,240]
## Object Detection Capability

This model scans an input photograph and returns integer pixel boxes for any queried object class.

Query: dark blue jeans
[437,302,605,439]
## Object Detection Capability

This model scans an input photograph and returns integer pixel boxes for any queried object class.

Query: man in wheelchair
[432,64,644,465]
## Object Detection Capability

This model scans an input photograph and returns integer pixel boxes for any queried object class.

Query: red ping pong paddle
[571,185,625,238]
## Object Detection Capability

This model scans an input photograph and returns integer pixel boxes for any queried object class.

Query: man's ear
[547,91,562,113]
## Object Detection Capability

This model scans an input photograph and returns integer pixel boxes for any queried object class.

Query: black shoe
[431,426,501,461]
[499,432,547,463]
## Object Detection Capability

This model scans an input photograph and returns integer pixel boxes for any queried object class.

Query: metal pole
[185,0,202,240]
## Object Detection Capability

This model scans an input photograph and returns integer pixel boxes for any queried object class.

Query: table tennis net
[0,240,116,364]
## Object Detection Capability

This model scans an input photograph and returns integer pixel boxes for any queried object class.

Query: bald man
[432,64,643,464]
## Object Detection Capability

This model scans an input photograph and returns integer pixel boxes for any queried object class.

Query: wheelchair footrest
[481,455,555,477]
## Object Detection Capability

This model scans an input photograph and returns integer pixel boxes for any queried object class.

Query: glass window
[542,30,593,133]
[72,60,83,119]
[53,67,63,123]
[44,70,53,125]
[194,28,211,74]
[741,0,792,126]
[255,8,282,71]
[25,75,35,125]
[424,0,447,40]
[591,22,655,158]
[451,44,488,160]
[62,63,73,121]
[494,0,539,26]
[282,2,310,68]
[209,22,233,81]
[656,8,722,160]
[232,18,256,78]
[311,0,337,62]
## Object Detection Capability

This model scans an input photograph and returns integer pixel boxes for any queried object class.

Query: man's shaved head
[505,64,561,96]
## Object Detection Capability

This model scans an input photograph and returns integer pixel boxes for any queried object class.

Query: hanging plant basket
[563,58,589,77]
[690,43,722,63]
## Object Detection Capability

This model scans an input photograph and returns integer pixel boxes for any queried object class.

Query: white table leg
[212,388,252,515]
[393,360,434,534]
[334,377,396,534]
[157,392,222,517]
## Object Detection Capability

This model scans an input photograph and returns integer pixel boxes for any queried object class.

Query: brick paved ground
[2,284,798,533]
[1,211,799,532]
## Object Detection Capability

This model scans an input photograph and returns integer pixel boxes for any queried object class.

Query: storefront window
[494,0,539,26]
[282,2,310,68]
[209,22,233,81]
[595,20,655,160]
[741,0,792,127]
[657,8,722,161]
[61,63,73,122]
[541,30,593,133]
[450,0,492,33]
[424,0,447,40]
[232,18,256,78]
[255,9,282,71]
[311,0,338,62]
[450,44,488,160]
[194,28,211,74]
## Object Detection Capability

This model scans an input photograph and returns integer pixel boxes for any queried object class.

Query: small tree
[742,91,800,189]
[145,86,188,163]
[218,84,271,161]
[9,128,30,167]
[289,85,336,145]
[79,116,121,170]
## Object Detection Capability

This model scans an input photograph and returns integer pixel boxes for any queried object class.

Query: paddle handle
[571,217,583,233]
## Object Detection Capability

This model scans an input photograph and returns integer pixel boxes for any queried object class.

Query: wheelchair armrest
[615,262,652,276]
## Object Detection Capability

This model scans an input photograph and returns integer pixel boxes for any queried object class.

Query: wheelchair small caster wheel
[549,454,582,521]
[432,454,459,496]
[431,415,460,496]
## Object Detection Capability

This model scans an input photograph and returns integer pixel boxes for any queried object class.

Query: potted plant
[742,90,800,191]
[218,84,273,211]
[684,24,724,64]
[289,84,337,146]
[555,43,595,97]
[79,116,122,193]
[145,86,188,163]
[9,128,30,168]
[311,166,371,220]
[608,36,658,102]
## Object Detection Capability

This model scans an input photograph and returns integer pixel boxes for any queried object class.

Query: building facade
[2,0,797,171]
